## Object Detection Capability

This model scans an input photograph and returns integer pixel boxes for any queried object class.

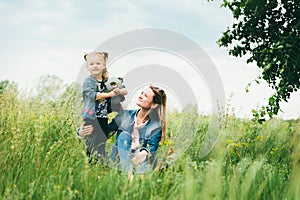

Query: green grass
[0,86,299,200]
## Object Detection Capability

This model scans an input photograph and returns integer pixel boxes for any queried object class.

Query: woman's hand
[132,151,148,165]
[79,122,93,136]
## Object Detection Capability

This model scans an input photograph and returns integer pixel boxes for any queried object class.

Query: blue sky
[1,0,299,119]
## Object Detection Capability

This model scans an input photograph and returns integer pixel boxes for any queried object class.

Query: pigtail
[83,51,108,62]
[102,52,108,63]
[83,52,88,61]
[100,52,109,80]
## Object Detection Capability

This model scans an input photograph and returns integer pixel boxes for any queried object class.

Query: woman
[79,85,167,175]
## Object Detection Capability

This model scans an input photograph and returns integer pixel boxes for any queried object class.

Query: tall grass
[0,85,299,200]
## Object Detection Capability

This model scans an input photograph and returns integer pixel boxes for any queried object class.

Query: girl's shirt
[95,81,109,118]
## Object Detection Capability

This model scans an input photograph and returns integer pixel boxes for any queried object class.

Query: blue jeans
[117,131,149,173]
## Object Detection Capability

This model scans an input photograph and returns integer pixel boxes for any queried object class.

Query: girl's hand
[107,89,119,98]
[112,88,121,95]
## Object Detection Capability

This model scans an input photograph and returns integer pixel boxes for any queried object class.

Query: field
[0,84,299,200]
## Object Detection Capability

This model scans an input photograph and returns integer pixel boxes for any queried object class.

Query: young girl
[81,51,127,161]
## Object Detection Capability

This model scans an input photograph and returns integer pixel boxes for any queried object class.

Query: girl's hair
[84,52,109,79]
[150,85,167,142]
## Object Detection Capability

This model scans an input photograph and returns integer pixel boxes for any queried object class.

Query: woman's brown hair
[150,85,167,142]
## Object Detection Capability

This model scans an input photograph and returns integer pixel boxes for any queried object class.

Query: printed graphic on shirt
[96,82,109,118]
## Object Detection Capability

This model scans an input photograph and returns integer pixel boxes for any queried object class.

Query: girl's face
[85,54,105,77]
[136,87,155,109]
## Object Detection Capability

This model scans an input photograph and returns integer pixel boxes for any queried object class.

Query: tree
[0,80,18,94]
[216,0,300,121]
[36,75,65,102]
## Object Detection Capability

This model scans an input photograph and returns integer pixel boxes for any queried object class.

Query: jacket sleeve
[141,128,162,154]
[107,110,128,136]
[82,77,97,100]
[107,118,119,135]
[75,127,85,140]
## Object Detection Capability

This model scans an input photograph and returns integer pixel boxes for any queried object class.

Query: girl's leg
[117,131,133,172]
[96,118,108,158]
[84,118,108,159]
[84,118,98,157]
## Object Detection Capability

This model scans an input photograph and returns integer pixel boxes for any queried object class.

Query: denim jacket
[108,109,162,154]
[82,75,103,119]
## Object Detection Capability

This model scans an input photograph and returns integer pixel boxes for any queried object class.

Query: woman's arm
[132,128,162,165]
[141,129,162,154]
[107,118,119,135]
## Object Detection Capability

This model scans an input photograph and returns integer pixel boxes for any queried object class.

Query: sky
[1,0,299,119]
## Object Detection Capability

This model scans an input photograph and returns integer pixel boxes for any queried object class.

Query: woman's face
[136,87,155,109]
[85,54,105,77]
